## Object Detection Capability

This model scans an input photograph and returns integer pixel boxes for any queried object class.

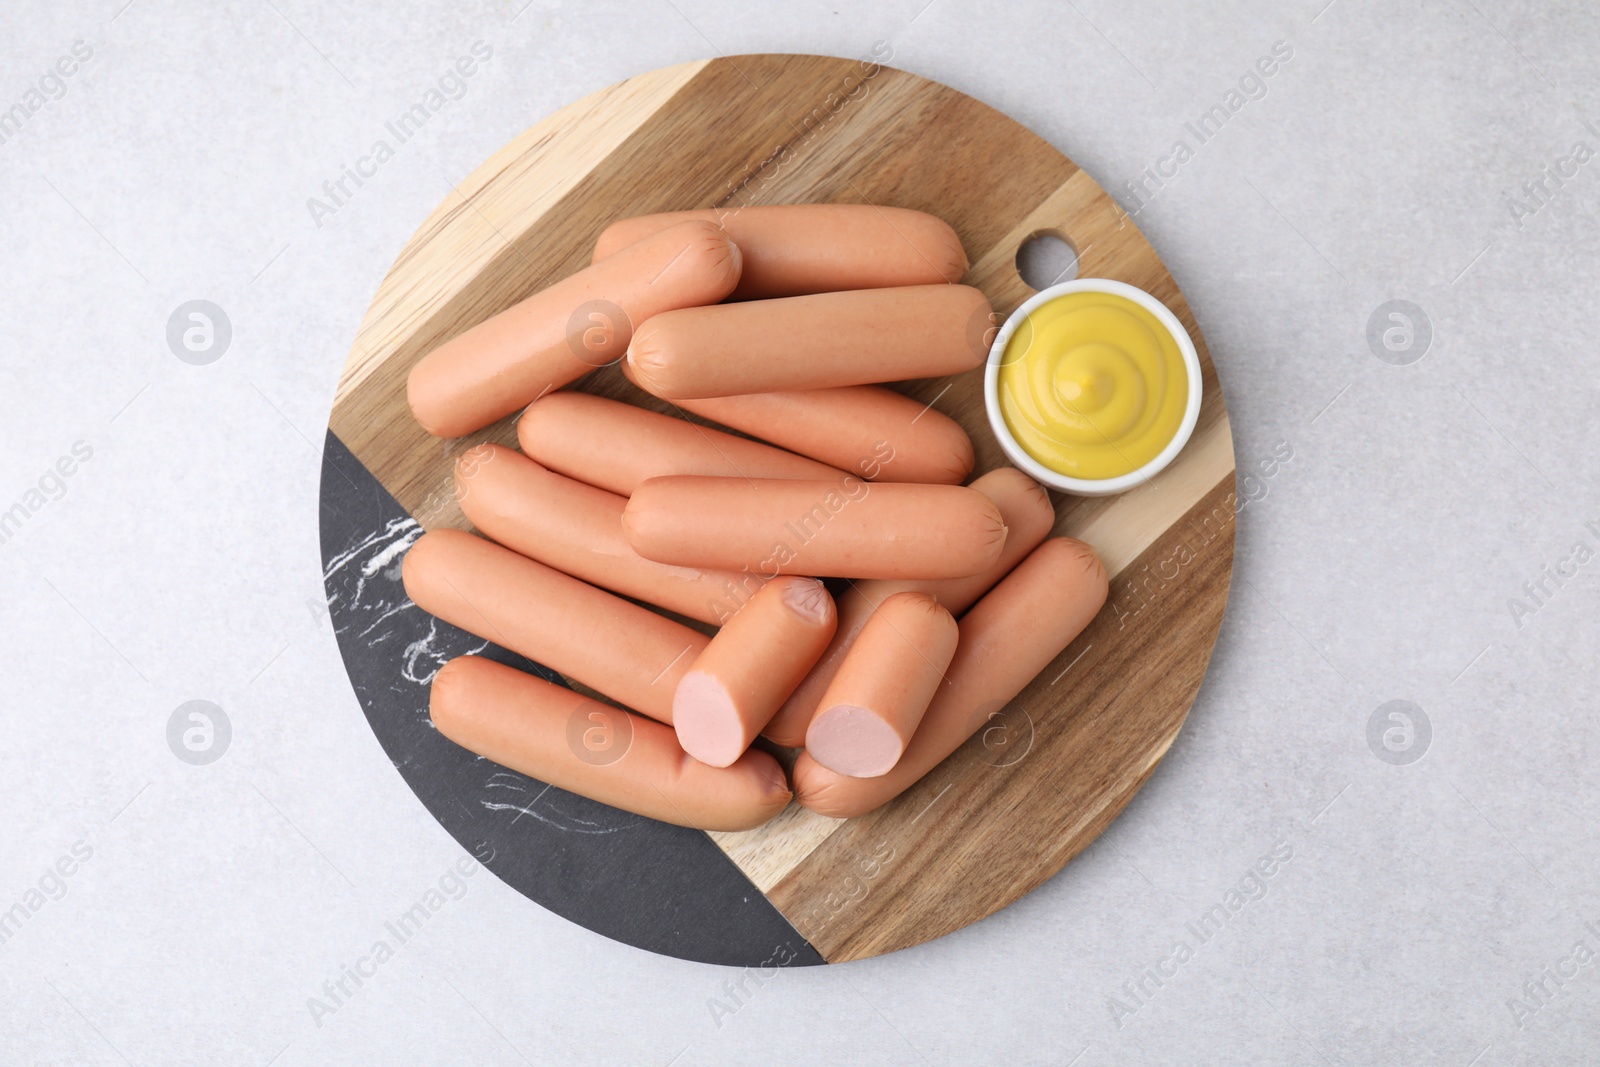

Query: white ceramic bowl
[983,278,1202,497]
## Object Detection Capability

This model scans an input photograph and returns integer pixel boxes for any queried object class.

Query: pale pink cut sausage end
[672,670,746,769]
[805,704,905,779]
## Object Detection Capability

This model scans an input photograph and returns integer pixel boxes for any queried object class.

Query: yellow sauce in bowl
[995,289,1190,481]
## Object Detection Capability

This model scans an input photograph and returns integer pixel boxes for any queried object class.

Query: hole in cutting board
[1015,231,1079,290]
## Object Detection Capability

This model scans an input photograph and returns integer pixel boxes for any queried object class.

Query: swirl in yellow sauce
[996,290,1188,480]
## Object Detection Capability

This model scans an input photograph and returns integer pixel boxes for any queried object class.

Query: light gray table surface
[3,1,1597,1063]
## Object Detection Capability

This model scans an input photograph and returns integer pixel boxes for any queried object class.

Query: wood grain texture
[708,802,844,895]
[328,54,1236,962]
[725,410,1234,898]
[767,479,1238,961]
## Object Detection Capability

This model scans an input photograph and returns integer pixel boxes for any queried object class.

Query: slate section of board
[318,429,823,967]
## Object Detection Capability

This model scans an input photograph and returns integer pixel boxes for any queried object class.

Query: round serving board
[319,53,1236,966]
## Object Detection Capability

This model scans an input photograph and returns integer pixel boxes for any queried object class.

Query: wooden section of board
[767,479,1237,961]
[328,54,1235,961]
[715,410,1234,897]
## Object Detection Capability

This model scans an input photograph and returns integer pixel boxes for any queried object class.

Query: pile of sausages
[402,205,1109,832]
